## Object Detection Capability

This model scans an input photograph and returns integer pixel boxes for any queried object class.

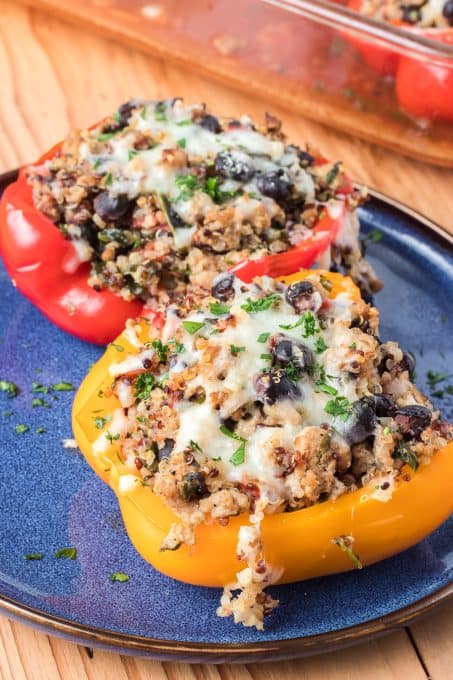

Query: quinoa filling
[359,0,453,27]
[93,271,452,629]
[26,98,380,308]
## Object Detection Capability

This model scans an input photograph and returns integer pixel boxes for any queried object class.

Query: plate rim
[0,169,452,661]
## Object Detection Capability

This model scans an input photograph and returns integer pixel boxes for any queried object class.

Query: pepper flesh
[72,270,453,587]
[346,0,453,122]
[0,143,351,343]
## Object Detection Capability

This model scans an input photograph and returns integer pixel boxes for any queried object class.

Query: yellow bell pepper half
[72,270,453,587]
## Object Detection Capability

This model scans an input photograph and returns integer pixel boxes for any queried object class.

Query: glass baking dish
[20,0,453,166]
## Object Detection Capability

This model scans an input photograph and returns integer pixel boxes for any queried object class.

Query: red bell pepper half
[0,148,350,344]
[346,0,453,122]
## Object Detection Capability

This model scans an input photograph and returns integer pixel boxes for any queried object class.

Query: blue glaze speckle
[0,190,451,653]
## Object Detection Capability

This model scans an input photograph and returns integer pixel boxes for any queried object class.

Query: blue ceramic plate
[0,174,452,663]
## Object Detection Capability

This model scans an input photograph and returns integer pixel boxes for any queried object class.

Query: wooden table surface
[0,1,452,677]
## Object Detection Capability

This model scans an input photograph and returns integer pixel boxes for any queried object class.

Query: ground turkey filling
[359,0,453,26]
[94,271,452,629]
[27,98,380,309]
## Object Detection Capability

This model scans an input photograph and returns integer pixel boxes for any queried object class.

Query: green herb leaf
[324,396,352,421]
[104,172,113,186]
[109,572,130,583]
[257,332,270,344]
[176,138,186,148]
[110,342,124,352]
[32,382,49,393]
[24,553,43,561]
[314,337,327,354]
[301,311,318,338]
[154,101,167,122]
[54,547,77,560]
[93,415,112,430]
[315,382,338,396]
[394,441,419,471]
[152,339,169,363]
[349,342,357,350]
[230,345,246,356]
[15,424,29,434]
[97,132,115,142]
[174,173,201,201]
[229,441,246,466]
[209,302,230,316]
[32,397,49,408]
[140,106,148,120]
[260,353,272,361]
[189,440,202,452]
[278,316,305,331]
[134,373,156,400]
[220,424,246,442]
[105,431,120,444]
[128,149,138,161]
[332,536,363,569]
[182,320,205,335]
[168,339,185,353]
[0,379,18,398]
[241,294,281,313]
[52,382,75,392]
[176,119,192,126]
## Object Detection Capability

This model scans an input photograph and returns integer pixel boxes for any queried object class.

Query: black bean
[394,405,431,439]
[117,100,137,126]
[158,439,175,460]
[211,272,235,301]
[200,114,222,133]
[443,0,453,24]
[256,368,300,404]
[93,192,131,221]
[298,150,315,167]
[401,351,416,380]
[341,397,376,444]
[272,335,314,374]
[285,280,320,313]
[256,169,292,201]
[215,150,255,182]
[373,394,397,418]
[181,471,209,502]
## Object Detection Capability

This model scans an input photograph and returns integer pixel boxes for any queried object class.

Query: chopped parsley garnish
[175,173,201,201]
[320,275,333,292]
[205,176,240,203]
[0,379,18,398]
[54,547,77,560]
[109,572,130,583]
[104,172,113,186]
[349,342,357,350]
[241,294,281,313]
[97,132,115,142]
[93,158,101,170]
[15,424,29,434]
[32,397,49,408]
[332,536,363,569]
[110,343,124,352]
[176,138,186,148]
[301,311,318,338]
[182,320,205,335]
[152,339,169,363]
[229,441,246,466]
[230,345,246,356]
[209,302,230,316]
[93,415,112,430]
[154,101,167,122]
[105,432,120,443]
[134,373,156,400]
[279,316,305,331]
[324,396,352,421]
[315,382,338,396]
[24,553,43,561]
[220,424,246,464]
[176,119,192,126]
[189,440,202,452]
[314,337,327,354]
[394,441,419,471]
[52,382,75,392]
[427,370,450,389]
[257,332,270,343]
[168,338,185,353]
[140,105,148,119]
[260,353,272,361]
[128,149,138,161]
[31,382,47,393]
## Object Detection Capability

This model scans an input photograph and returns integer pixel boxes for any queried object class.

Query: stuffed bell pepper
[348,0,453,121]
[0,98,380,344]
[72,269,453,630]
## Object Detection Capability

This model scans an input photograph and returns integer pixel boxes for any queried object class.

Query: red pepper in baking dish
[0,145,351,344]
[347,0,453,122]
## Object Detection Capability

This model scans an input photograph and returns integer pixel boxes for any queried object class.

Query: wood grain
[0,1,452,678]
